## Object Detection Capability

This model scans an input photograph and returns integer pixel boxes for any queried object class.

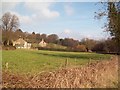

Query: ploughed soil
[2,56,118,88]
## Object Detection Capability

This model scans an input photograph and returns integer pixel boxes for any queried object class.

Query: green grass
[2,49,111,75]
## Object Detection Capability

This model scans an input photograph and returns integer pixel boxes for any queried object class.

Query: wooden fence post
[65,58,68,68]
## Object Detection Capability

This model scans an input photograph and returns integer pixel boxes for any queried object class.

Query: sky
[1,0,110,40]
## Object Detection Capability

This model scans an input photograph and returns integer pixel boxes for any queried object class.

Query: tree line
[1,25,118,53]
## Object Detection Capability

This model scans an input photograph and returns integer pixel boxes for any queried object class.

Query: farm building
[13,38,31,49]
[39,39,47,47]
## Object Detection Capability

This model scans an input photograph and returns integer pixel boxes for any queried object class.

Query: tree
[47,34,59,43]
[95,1,120,53]
[74,45,87,52]
[81,38,97,51]
[36,33,41,43]
[57,38,64,45]
[26,32,36,43]
[107,2,120,53]
[14,29,25,40]
[40,34,47,41]
[1,12,19,45]
[32,32,35,35]
[92,40,108,53]
[105,38,117,52]
[62,38,79,48]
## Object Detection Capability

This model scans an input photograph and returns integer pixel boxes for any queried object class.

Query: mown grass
[2,49,111,75]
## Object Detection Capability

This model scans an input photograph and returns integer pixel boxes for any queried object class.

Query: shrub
[2,45,16,50]
[74,45,87,52]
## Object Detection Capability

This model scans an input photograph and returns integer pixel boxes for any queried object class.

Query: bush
[38,45,87,52]
[46,43,67,50]
[2,45,16,50]
[92,42,107,53]
[74,45,87,52]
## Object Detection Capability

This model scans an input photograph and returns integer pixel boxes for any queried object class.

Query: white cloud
[2,2,19,13]
[0,2,19,18]
[64,29,72,34]
[59,29,105,41]
[8,11,32,24]
[20,15,32,24]
[81,32,109,40]
[64,3,74,16]
[1,2,60,24]
[24,2,60,20]
[1,2,31,24]
[2,0,101,2]
[23,0,56,2]
[58,29,84,40]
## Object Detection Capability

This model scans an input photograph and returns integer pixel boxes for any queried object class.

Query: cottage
[13,38,31,49]
[39,39,47,47]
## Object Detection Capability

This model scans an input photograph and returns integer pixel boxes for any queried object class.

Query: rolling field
[2,49,111,75]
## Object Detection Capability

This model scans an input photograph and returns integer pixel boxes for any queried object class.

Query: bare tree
[1,12,19,45]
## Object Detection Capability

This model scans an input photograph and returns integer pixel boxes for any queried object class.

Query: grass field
[2,49,111,75]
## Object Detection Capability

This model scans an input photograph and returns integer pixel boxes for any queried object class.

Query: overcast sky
[1,0,110,40]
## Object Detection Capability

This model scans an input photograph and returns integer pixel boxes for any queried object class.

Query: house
[39,39,47,47]
[13,38,31,49]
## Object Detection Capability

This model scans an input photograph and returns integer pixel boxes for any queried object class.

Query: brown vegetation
[2,46,16,50]
[2,56,118,88]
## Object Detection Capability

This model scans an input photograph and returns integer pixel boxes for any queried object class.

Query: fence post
[65,58,68,68]
[5,62,9,69]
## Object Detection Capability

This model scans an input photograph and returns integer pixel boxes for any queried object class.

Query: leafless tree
[1,12,19,45]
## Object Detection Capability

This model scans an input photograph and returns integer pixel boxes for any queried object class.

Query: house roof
[39,39,47,47]
[39,39,46,44]
[14,38,27,45]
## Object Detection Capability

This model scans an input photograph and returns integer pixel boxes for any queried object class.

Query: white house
[39,39,47,47]
[13,38,31,49]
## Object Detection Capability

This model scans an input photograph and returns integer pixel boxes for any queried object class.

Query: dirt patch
[2,56,118,88]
